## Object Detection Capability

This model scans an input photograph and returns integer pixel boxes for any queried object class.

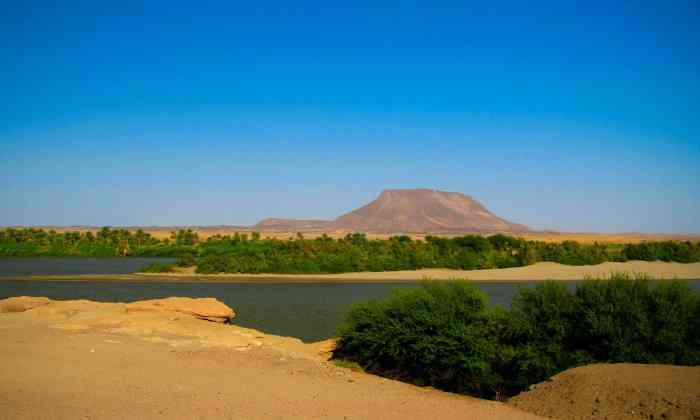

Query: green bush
[140,262,176,273]
[334,282,504,397]
[333,275,700,400]
[569,274,700,365]
[176,253,197,267]
[195,254,229,274]
[621,241,700,263]
[502,281,584,389]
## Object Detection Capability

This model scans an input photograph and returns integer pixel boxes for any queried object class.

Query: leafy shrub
[195,254,230,274]
[140,262,175,273]
[622,241,700,263]
[176,253,197,267]
[502,281,585,389]
[334,282,504,397]
[333,275,700,400]
[569,274,700,365]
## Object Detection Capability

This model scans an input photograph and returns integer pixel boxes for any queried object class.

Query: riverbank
[0,297,542,420]
[3,261,700,283]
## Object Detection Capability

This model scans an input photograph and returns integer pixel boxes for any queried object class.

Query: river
[1,258,698,342]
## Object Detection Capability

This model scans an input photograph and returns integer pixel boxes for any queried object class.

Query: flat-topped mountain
[332,189,529,233]
[254,188,530,233]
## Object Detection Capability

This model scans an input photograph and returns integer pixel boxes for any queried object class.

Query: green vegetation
[332,359,364,372]
[1,228,699,274]
[333,275,700,400]
[193,233,699,274]
[140,262,176,273]
[0,227,198,257]
[176,253,197,267]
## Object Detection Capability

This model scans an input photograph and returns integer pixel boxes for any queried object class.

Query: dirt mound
[509,363,700,419]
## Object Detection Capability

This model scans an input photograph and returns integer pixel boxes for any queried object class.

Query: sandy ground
[37,226,700,243]
[509,363,700,419]
[152,260,700,282]
[0,299,543,420]
[10,261,699,283]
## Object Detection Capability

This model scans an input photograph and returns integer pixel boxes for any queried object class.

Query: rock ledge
[0,296,235,323]
[125,297,235,323]
[0,296,51,313]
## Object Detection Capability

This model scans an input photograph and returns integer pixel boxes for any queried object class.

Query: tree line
[1,228,698,273]
[0,227,198,257]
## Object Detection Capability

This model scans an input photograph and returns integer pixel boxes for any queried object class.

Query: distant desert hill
[254,188,530,233]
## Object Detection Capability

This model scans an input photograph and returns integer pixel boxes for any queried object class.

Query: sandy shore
[5,261,700,283]
[0,298,542,420]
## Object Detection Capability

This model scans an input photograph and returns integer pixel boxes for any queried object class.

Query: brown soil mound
[509,363,700,419]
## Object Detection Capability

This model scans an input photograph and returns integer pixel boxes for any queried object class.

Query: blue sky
[2,1,699,232]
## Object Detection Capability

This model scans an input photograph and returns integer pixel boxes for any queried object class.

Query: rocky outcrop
[125,297,235,323]
[0,296,234,323]
[0,296,51,313]
[0,296,320,358]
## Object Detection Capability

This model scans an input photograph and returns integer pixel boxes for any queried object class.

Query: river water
[1,258,698,342]
[0,257,176,276]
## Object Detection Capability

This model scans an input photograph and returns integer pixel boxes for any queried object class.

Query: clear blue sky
[2,1,699,233]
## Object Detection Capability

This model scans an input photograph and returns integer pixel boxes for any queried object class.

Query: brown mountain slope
[332,189,529,233]
[254,189,529,233]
